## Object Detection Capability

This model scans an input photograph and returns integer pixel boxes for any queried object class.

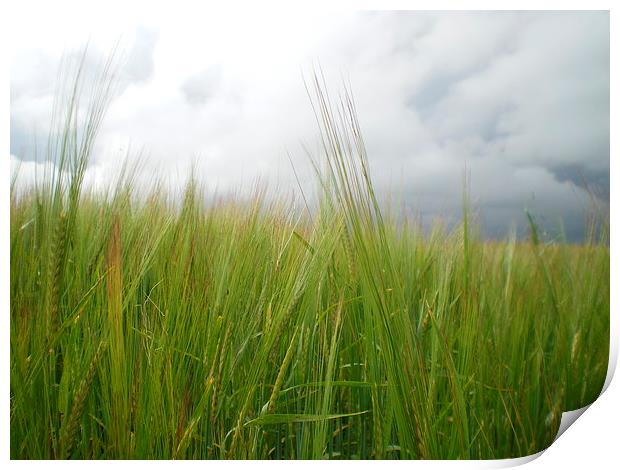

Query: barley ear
[46,212,69,338]
[60,340,106,458]
[267,328,299,414]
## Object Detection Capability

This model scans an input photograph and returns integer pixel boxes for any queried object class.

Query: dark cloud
[551,164,610,200]
[123,26,159,83]
[181,67,221,106]
[10,11,609,243]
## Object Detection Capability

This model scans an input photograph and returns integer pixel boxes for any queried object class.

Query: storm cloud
[9,10,609,241]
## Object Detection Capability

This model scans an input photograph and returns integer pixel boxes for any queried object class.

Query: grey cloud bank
[10,11,609,242]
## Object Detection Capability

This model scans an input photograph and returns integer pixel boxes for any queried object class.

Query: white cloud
[9,10,609,240]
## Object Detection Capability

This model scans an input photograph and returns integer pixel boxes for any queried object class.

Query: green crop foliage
[10,57,609,460]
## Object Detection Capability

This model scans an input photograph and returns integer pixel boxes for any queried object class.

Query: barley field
[9,67,609,460]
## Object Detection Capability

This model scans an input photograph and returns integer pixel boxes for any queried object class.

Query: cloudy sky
[10,9,609,241]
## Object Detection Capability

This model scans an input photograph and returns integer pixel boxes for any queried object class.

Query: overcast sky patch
[9,10,609,241]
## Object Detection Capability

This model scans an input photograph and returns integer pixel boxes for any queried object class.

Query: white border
[3,1,616,467]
